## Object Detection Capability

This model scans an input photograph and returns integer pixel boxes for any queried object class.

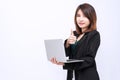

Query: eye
[76,14,80,17]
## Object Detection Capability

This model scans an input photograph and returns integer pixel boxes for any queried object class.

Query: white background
[0,0,120,80]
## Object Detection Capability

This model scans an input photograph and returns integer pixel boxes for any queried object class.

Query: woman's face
[76,9,90,31]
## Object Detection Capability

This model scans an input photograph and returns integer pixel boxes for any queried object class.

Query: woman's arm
[64,39,71,57]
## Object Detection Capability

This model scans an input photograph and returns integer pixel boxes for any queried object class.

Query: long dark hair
[74,3,97,34]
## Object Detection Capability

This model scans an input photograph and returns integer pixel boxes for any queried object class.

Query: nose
[78,17,84,22]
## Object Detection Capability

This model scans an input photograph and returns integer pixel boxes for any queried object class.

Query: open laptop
[44,39,84,63]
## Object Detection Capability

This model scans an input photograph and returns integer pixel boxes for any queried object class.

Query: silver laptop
[44,39,84,63]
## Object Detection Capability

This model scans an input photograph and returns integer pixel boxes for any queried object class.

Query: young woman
[51,3,100,80]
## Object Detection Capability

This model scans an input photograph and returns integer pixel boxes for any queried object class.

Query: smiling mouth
[79,23,84,25]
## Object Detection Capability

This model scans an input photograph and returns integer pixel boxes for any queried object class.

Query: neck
[77,33,85,41]
[81,27,88,33]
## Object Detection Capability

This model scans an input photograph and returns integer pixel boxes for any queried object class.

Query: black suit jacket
[63,30,100,80]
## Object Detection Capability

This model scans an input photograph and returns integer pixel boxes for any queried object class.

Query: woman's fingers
[50,58,64,65]
[50,57,57,64]
[68,35,76,44]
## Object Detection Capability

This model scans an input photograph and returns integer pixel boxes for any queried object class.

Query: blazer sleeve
[63,31,100,70]
[64,39,70,57]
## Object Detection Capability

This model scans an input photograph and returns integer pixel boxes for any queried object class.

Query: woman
[51,3,100,80]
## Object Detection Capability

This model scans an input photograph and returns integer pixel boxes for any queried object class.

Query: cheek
[86,19,90,25]
[76,18,79,22]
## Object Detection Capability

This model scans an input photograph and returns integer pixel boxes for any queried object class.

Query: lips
[78,23,85,26]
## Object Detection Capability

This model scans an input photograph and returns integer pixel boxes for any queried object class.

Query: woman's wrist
[65,40,70,48]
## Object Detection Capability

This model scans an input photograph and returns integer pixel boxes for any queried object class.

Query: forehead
[77,9,84,14]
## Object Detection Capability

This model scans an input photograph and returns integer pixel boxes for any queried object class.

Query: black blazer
[63,30,100,80]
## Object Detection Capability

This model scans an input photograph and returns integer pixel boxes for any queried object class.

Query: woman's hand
[66,29,76,48]
[50,58,64,65]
